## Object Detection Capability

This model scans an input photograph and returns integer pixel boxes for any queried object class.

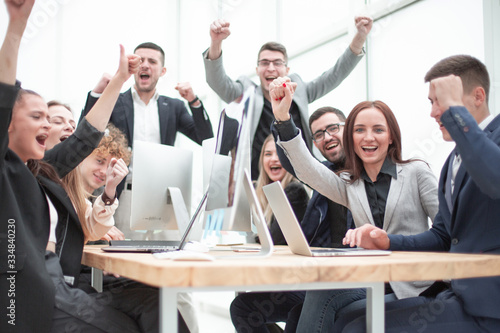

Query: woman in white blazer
[270,77,438,333]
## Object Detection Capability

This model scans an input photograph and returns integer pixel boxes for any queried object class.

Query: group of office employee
[1,0,500,332]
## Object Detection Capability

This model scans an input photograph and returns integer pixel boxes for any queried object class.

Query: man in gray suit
[203,17,372,179]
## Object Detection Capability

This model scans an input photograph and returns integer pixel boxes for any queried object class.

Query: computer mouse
[171,250,215,261]
[152,250,215,261]
[183,241,210,253]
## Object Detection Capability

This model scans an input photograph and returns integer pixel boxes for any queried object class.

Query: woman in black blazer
[1,4,190,331]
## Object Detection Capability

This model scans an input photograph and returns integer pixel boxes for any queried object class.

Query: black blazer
[43,118,104,287]
[80,88,214,148]
[80,88,214,196]
[1,81,103,332]
[1,83,54,333]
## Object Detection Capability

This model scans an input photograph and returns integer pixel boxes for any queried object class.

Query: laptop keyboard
[108,240,180,252]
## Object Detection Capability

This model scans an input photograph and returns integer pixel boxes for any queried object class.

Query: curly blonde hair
[92,123,131,165]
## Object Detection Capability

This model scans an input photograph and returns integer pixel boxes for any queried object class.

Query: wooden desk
[82,246,500,333]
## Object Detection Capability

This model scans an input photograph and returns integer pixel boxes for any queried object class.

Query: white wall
[0,0,493,180]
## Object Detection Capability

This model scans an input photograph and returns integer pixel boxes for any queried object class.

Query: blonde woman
[254,134,309,245]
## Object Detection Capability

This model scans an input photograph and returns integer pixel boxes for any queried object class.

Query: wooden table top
[82,245,500,289]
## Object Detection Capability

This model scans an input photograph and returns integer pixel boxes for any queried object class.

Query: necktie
[445,149,459,213]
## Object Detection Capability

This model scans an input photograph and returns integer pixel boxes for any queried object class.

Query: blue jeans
[334,289,500,333]
[297,288,397,333]
[230,291,306,333]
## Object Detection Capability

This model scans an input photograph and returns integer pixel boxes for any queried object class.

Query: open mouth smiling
[325,142,339,150]
[36,134,48,147]
[265,76,277,83]
[362,146,378,153]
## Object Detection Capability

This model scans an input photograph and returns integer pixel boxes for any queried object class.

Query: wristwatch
[101,192,117,206]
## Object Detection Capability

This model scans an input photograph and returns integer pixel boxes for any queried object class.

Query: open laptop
[262,181,391,257]
[101,192,208,253]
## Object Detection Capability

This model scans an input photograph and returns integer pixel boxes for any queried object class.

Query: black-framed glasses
[312,123,345,142]
[257,59,287,68]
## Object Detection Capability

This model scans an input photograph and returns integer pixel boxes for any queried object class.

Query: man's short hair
[309,106,347,131]
[424,55,490,103]
[258,42,288,64]
[134,42,165,66]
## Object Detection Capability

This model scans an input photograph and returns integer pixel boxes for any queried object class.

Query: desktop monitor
[130,140,193,234]
[204,87,255,233]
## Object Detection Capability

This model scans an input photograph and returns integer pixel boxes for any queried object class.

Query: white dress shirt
[131,86,161,144]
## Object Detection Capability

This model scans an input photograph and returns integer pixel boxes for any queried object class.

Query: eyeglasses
[312,123,345,142]
[257,59,287,68]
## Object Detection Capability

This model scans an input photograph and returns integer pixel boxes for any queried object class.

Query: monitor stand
[214,169,274,259]
[166,187,190,236]
[139,187,189,241]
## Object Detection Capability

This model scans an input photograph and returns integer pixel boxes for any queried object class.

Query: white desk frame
[92,270,384,333]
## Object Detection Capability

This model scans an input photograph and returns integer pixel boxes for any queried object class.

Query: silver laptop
[101,192,208,253]
[262,181,391,257]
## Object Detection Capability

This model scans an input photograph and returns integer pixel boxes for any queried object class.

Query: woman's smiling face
[262,139,287,182]
[46,104,76,150]
[352,107,392,171]
[9,93,51,162]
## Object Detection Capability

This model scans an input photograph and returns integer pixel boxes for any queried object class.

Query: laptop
[262,181,391,257]
[101,192,208,253]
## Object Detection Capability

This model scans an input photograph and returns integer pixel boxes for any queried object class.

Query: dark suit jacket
[389,106,500,320]
[0,82,54,333]
[43,118,104,287]
[80,88,213,148]
[81,88,214,196]
[0,80,102,333]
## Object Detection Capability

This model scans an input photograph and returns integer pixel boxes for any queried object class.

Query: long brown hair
[46,101,89,230]
[254,134,295,224]
[62,167,88,235]
[342,100,410,183]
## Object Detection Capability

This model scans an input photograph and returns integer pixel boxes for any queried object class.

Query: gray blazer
[278,133,439,298]
[203,46,363,150]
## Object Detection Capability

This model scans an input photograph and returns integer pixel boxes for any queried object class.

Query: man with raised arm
[335,55,500,332]
[203,16,372,179]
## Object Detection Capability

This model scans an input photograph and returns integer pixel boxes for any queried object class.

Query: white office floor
[192,292,285,332]
[193,292,236,333]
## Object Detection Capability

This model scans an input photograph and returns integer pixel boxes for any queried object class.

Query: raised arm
[45,46,140,177]
[0,0,35,85]
[1,0,35,162]
[84,45,140,132]
[433,75,500,198]
[270,77,350,207]
[203,19,246,103]
[349,16,373,55]
[175,81,201,107]
[207,19,231,60]
[79,73,112,122]
[302,16,372,103]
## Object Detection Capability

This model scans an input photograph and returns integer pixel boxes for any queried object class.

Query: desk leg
[366,282,384,333]
[160,288,177,333]
[91,267,103,292]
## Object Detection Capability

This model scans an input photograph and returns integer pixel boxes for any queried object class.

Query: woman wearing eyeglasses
[270,77,439,333]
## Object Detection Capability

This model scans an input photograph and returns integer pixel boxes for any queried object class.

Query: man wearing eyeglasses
[230,107,354,332]
[203,17,372,179]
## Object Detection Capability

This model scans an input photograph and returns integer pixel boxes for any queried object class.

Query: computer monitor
[204,87,255,233]
[130,140,192,234]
